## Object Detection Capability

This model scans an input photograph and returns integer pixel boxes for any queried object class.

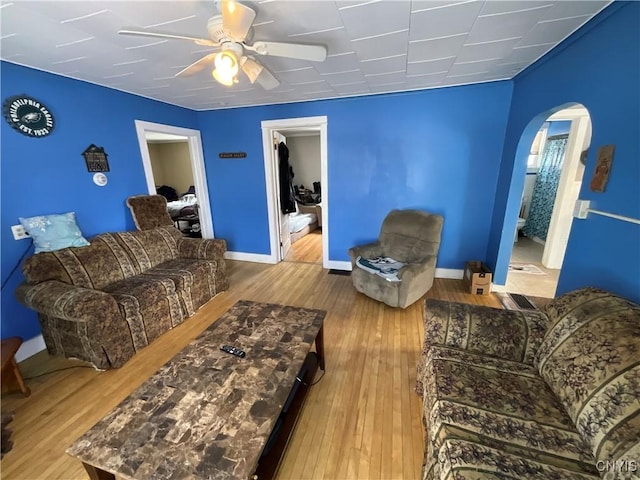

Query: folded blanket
[356,256,404,282]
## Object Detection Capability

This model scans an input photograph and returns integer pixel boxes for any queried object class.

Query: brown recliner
[348,209,444,308]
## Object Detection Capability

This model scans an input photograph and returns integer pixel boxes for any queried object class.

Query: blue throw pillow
[19,212,90,253]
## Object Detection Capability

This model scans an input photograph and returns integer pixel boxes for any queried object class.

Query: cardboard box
[463,261,492,295]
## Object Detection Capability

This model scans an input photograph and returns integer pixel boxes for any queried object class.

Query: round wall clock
[3,95,55,138]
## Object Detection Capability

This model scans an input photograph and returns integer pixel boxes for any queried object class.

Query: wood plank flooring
[1,260,501,480]
[285,229,322,264]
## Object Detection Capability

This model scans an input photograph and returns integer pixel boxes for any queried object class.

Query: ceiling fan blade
[241,57,280,90]
[245,41,327,62]
[175,53,218,77]
[219,1,256,42]
[118,29,218,47]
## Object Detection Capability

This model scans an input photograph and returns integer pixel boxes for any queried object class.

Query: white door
[273,131,291,260]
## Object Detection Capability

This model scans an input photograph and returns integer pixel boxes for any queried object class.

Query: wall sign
[219,152,247,159]
[3,95,55,138]
[82,144,110,172]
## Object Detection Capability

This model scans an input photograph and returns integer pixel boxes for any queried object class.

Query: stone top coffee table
[67,300,326,480]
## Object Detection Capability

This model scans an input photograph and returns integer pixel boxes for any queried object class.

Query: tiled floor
[505,236,560,299]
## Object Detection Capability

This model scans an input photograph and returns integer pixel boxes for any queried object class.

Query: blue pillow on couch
[19,212,90,253]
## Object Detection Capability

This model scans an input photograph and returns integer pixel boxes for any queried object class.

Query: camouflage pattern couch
[416,287,640,480]
[16,226,228,369]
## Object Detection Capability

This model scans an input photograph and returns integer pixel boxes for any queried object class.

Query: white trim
[261,116,329,268]
[224,251,277,264]
[435,268,463,279]
[491,284,507,293]
[134,120,215,239]
[15,335,46,362]
[326,260,352,271]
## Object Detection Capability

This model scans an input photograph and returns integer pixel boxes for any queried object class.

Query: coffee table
[67,300,326,480]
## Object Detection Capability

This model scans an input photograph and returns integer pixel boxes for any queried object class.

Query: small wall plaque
[590,144,614,193]
[82,144,110,172]
[219,152,247,159]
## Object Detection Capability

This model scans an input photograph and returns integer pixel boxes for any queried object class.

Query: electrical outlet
[11,224,30,240]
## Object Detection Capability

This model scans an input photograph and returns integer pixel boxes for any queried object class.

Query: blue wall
[487,2,640,302]
[198,82,513,264]
[1,62,198,341]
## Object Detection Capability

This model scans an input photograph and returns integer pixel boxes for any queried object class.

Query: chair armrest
[422,299,549,365]
[348,241,384,265]
[177,237,227,260]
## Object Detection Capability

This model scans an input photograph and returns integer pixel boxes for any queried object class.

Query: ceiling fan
[118,0,327,90]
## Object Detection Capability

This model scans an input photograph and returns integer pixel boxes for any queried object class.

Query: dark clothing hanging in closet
[278,141,297,214]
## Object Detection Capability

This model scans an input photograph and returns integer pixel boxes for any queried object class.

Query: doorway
[261,116,329,268]
[505,106,592,298]
[134,120,215,238]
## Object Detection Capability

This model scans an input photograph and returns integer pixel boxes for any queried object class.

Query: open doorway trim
[261,116,329,268]
[134,120,215,239]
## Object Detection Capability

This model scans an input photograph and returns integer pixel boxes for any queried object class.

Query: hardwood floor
[1,261,501,480]
[285,229,322,264]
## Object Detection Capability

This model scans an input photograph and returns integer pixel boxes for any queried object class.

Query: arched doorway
[497,103,592,299]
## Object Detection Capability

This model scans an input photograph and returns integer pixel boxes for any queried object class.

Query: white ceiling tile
[407,33,466,63]
[519,15,597,47]
[499,43,554,66]
[333,82,370,96]
[339,1,411,40]
[409,1,483,41]
[359,55,406,75]
[479,1,554,17]
[456,37,523,63]
[365,71,407,85]
[448,59,498,76]
[321,70,367,86]
[466,6,553,44]
[314,52,360,74]
[273,68,323,84]
[406,56,454,76]
[351,31,409,60]
[539,1,610,21]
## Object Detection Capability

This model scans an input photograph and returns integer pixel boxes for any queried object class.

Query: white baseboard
[491,284,507,293]
[532,237,546,246]
[435,268,463,279]
[15,334,46,362]
[325,260,352,271]
[224,251,276,264]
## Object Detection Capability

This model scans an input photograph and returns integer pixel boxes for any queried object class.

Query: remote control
[221,345,246,358]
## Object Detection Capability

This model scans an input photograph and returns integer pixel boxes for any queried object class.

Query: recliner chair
[348,209,444,308]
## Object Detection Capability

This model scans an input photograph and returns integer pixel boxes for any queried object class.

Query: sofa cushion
[21,233,137,290]
[114,227,182,273]
[427,438,600,480]
[102,275,183,350]
[142,258,222,317]
[421,346,598,478]
[536,287,640,465]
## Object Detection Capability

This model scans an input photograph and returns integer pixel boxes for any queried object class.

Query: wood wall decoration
[590,145,614,192]
[82,144,110,172]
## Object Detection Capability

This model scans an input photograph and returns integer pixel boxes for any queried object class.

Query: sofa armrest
[15,280,135,368]
[16,281,121,322]
[348,241,384,265]
[177,237,227,260]
[422,298,548,365]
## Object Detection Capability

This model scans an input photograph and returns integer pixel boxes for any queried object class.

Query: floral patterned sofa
[416,287,640,480]
[16,226,228,369]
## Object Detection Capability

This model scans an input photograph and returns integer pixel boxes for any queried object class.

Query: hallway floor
[285,229,323,264]
[505,236,560,299]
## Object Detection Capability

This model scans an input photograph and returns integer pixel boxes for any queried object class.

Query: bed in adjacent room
[289,211,318,244]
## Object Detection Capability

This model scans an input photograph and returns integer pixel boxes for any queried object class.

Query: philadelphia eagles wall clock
[3,95,55,138]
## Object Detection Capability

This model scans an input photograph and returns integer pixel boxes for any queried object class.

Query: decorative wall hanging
[82,144,110,172]
[590,145,614,192]
[2,95,55,138]
[93,173,108,187]
[219,152,247,159]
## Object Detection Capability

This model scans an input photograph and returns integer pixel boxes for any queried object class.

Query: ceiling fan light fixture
[212,50,239,86]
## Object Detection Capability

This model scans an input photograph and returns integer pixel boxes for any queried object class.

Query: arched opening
[497,103,592,299]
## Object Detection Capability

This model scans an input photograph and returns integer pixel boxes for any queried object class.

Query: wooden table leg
[1,337,30,397]
[315,325,325,371]
[83,463,115,480]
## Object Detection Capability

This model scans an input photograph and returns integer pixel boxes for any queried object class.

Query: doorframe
[261,116,328,267]
[134,120,215,238]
